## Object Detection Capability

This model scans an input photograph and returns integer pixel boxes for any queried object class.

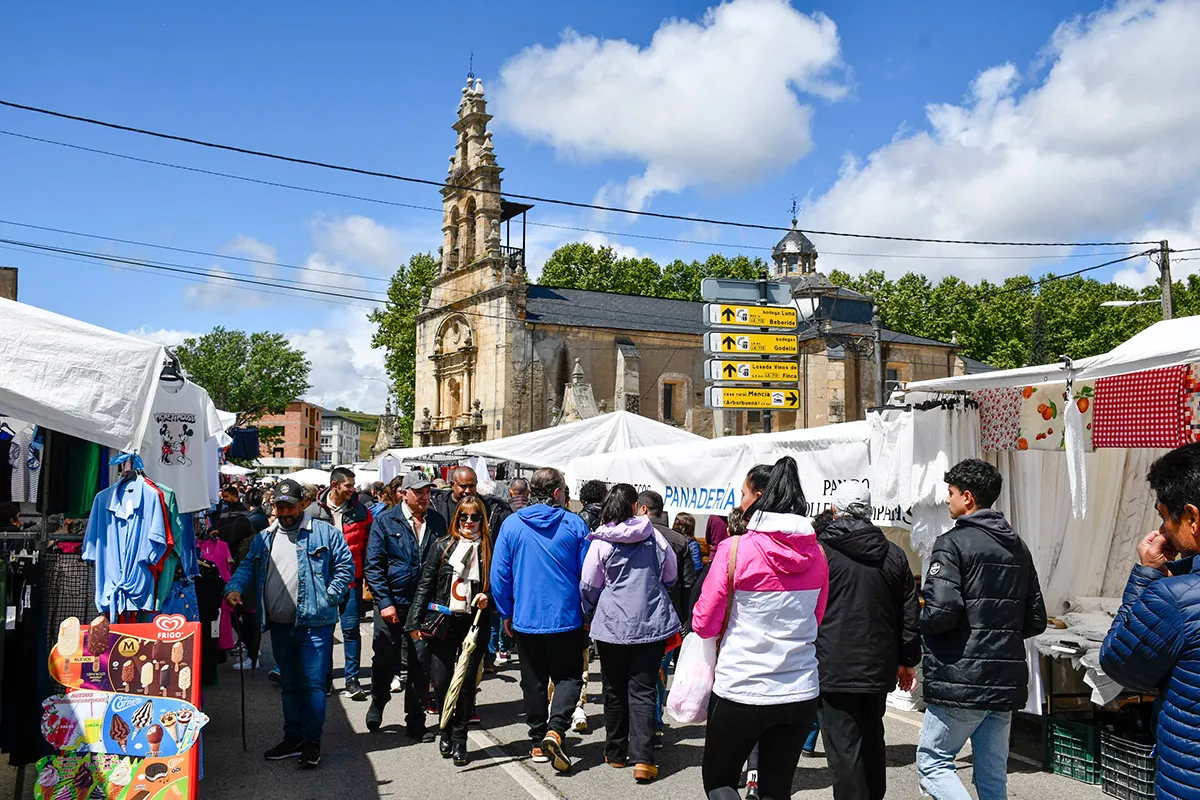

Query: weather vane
[468,51,474,81]
[790,195,798,224]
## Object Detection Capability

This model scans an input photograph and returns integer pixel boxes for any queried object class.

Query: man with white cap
[814,480,920,800]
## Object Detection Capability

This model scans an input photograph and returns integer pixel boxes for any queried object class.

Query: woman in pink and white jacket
[692,456,829,800]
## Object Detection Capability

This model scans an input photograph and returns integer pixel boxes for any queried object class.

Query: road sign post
[701,275,801,434]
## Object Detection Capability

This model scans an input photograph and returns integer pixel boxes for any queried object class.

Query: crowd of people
[206,444,1200,800]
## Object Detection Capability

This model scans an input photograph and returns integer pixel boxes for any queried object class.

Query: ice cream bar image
[140,662,154,690]
[109,713,130,750]
[86,615,110,656]
[57,617,80,657]
[177,666,192,694]
[159,663,171,696]
[146,724,164,756]
[144,763,169,783]
[121,661,136,692]
[131,699,154,733]
[170,641,184,666]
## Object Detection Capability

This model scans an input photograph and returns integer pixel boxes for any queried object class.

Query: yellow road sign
[705,387,801,409]
[707,359,799,383]
[705,331,799,356]
[705,303,798,329]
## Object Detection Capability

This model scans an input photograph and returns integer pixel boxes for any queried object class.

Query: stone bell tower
[414,76,530,446]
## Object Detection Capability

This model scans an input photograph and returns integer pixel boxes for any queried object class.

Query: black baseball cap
[274,479,303,506]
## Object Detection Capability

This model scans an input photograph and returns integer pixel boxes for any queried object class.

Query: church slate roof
[773,227,818,256]
[525,285,991,370]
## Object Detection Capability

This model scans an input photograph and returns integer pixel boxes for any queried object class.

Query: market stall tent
[459,410,706,471]
[0,296,166,451]
[285,468,333,485]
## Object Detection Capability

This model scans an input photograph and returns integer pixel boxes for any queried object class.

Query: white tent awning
[566,421,887,520]
[286,468,332,486]
[906,315,1200,393]
[0,297,165,451]
[219,463,255,476]
[460,410,706,471]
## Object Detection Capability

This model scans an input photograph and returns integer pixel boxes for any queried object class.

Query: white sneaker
[571,707,589,734]
[230,656,254,671]
[391,675,403,693]
[495,651,511,665]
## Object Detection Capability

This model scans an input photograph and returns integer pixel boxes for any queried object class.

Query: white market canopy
[566,421,894,522]
[460,410,706,471]
[219,463,255,476]
[0,297,166,451]
[906,315,1200,393]
[286,468,333,486]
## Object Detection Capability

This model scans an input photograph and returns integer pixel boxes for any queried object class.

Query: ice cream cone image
[174,709,192,742]
[107,759,131,800]
[131,700,153,735]
[146,725,164,757]
[158,712,177,743]
[109,714,130,752]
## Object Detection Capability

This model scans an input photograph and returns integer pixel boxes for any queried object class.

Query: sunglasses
[460,513,485,522]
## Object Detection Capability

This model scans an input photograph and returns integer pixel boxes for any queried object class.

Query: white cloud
[496,0,846,210]
[183,266,264,308]
[128,327,201,347]
[802,0,1200,280]
[311,214,405,271]
[223,235,278,278]
[288,307,391,414]
[1114,203,1200,288]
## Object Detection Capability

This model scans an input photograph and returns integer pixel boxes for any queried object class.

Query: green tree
[540,243,768,301]
[369,252,438,446]
[176,327,310,428]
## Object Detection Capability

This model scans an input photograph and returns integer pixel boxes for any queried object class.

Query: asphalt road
[2,615,1110,800]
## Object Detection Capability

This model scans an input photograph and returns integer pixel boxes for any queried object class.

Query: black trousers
[703,693,819,800]
[369,606,431,732]
[514,628,586,742]
[237,606,261,664]
[820,691,888,800]
[596,639,665,766]
[429,610,492,744]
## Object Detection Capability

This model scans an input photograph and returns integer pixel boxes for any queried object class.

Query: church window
[663,383,676,422]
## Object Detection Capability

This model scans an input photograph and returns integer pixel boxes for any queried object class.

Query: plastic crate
[1046,717,1102,784]
[1101,731,1156,800]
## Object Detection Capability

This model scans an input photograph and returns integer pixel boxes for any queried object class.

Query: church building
[413,78,987,445]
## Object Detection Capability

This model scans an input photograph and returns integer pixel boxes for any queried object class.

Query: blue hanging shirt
[83,475,170,617]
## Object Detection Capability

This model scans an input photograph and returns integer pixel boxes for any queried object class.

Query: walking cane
[235,621,248,752]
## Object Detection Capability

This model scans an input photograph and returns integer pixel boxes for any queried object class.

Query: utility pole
[872,304,885,406]
[1160,240,1173,320]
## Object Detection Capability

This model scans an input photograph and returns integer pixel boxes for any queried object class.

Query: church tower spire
[441,76,503,274]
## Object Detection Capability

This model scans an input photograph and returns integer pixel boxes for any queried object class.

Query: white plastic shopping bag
[666,632,719,724]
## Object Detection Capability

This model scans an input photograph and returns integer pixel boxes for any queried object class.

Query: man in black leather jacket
[431,466,511,542]
[917,459,1046,800]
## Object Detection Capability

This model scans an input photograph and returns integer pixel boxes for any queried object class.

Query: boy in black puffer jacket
[917,459,1046,800]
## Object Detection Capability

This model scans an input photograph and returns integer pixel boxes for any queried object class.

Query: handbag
[419,603,451,641]
[666,536,739,725]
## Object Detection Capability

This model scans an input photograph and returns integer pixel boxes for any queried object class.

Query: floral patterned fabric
[972,388,1022,451]
[1017,382,1095,451]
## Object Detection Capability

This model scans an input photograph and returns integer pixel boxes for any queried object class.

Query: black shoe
[366,703,383,732]
[268,668,281,684]
[452,741,469,766]
[653,730,664,750]
[439,734,453,758]
[345,680,369,702]
[299,740,321,769]
[406,726,435,743]
[264,737,304,761]
[325,678,334,697]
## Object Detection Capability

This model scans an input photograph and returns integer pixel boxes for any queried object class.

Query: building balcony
[500,246,524,273]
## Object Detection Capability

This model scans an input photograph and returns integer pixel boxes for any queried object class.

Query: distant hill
[331,409,380,461]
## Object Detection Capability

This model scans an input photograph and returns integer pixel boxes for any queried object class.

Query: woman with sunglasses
[407,495,494,765]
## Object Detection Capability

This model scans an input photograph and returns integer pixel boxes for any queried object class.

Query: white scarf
[448,539,481,613]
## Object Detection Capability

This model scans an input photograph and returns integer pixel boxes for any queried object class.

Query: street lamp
[1100,300,1161,308]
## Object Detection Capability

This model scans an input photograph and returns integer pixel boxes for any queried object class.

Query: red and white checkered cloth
[1094,365,1192,448]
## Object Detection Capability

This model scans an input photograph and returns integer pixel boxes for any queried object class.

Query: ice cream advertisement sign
[49,616,198,701]
[33,751,191,800]
[42,691,207,757]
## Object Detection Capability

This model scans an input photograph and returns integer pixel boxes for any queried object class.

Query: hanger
[0,419,13,438]
[160,350,185,383]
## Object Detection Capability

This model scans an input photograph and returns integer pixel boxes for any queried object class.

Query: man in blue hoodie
[490,467,590,774]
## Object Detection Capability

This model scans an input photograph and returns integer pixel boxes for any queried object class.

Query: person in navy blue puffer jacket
[1100,443,1200,800]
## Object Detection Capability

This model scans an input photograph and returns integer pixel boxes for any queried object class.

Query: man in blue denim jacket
[225,478,353,769]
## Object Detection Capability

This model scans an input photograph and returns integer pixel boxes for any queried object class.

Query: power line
[0,100,1160,248]
[2,130,1137,263]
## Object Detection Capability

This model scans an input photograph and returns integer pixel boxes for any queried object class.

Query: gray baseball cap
[401,471,434,491]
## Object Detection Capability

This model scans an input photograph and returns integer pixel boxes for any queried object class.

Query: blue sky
[4,0,1199,412]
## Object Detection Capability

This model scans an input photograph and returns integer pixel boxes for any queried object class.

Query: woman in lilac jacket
[581,483,681,783]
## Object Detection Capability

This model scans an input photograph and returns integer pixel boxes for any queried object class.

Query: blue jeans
[489,614,512,655]
[269,622,334,743]
[339,584,363,683]
[917,704,1011,800]
[803,717,820,752]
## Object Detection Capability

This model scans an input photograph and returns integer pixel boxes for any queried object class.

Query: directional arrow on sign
[722,335,736,349]
[721,307,735,322]
[723,363,738,378]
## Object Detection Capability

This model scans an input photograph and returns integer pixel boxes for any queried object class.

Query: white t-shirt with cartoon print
[140,380,224,512]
